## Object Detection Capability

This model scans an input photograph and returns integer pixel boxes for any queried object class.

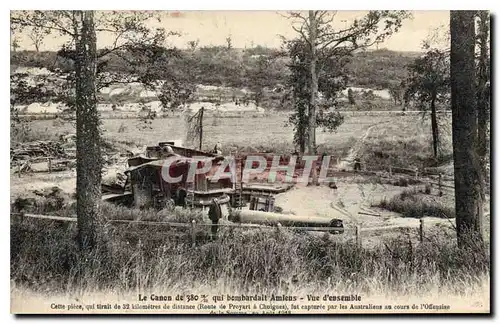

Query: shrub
[375,189,454,219]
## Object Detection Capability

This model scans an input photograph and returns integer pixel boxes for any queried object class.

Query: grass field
[21,113,454,177]
[24,114,450,164]
[360,114,453,170]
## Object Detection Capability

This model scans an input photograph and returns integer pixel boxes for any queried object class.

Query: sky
[12,10,450,52]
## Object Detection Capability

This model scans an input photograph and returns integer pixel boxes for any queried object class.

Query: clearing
[12,113,488,246]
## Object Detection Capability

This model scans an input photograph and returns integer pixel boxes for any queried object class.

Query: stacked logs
[11,140,67,163]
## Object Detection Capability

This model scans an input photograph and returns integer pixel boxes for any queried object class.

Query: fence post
[389,166,392,177]
[48,158,52,173]
[419,218,424,243]
[12,212,25,227]
[414,167,419,180]
[438,173,443,196]
[355,225,362,248]
[275,222,282,239]
[191,220,196,247]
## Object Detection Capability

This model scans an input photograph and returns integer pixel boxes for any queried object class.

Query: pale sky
[12,10,450,52]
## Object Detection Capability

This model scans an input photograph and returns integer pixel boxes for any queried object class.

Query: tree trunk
[450,10,484,251]
[430,92,439,158]
[199,107,204,150]
[298,108,307,155]
[477,11,489,162]
[299,137,305,155]
[308,10,318,155]
[308,11,319,185]
[75,10,102,252]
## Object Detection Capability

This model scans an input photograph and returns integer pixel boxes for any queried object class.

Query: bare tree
[27,27,46,52]
[287,10,411,155]
[450,10,485,251]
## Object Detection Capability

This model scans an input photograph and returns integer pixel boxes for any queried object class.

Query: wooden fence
[388,166,454,191]
[11,211,429,249]
[354,219,427,248]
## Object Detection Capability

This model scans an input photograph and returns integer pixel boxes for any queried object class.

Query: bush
[389,177,421,187]
[10,120,61,145]
[375,189,454,219]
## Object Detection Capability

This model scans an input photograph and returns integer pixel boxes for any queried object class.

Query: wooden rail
[12,213,343,231]
[376,165,454,195]
[11,212,430,249]
[354,219,428,248]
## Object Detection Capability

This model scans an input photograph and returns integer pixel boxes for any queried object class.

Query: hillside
[348,49,421,89]
[11,47,419,91]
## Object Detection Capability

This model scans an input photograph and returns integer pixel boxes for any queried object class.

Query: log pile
[11,139,77,174]
[11,140,67,163]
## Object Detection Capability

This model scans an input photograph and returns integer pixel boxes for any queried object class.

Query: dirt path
[335,121,389,170]
[275,120,456,236]
[274,179,453,233]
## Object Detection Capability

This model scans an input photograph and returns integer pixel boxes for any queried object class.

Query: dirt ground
[10,169,76,201]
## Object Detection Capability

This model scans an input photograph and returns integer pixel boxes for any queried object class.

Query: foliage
[283,39,310,153]
[184,108,204,149]
[157,79,196,111]
[187,39,199,51]
[27,26,48,52]
[11,47,421,102]
[11,11,175,113]
[10,73,58,106]
[388,82,405,105]
[376,189,455,219]
[348,49,419,89]
[246,55,275,107]
[283,10,410,153]
[404,49,450,109]
[11,37,20,52]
